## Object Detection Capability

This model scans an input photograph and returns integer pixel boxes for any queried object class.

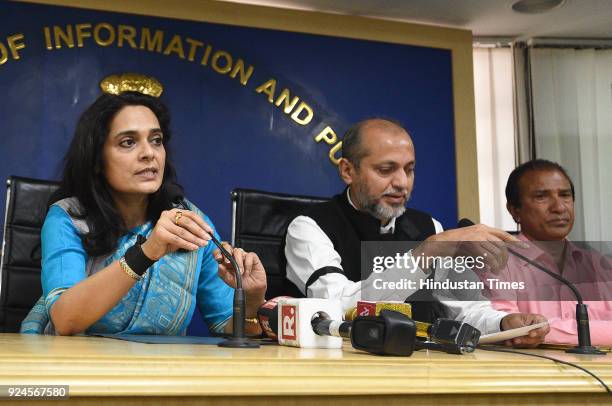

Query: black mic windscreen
[457,218,475,229]
[166,183,184,203]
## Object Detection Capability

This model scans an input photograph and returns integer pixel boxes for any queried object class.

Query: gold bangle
[244,317,262,338]
[245,317,259,325]
[119,257,142,281]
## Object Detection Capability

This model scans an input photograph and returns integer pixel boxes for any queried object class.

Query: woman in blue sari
[21,88,266,336]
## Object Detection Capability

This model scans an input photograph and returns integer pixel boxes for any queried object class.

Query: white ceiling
[219,0,612,39]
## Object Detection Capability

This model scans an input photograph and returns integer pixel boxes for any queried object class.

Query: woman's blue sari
[20,198,233,335]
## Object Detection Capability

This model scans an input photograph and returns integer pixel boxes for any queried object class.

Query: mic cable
[479,346,611,395]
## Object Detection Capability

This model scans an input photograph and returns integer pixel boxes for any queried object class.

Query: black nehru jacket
[281,188,440,321]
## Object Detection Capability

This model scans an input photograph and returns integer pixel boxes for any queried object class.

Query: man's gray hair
[341,118,407,169]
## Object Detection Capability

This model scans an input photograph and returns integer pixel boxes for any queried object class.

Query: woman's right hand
[141,208,213,260]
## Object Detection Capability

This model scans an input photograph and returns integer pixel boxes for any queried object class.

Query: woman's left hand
[214,242,267,304]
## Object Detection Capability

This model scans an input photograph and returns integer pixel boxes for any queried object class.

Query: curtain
[473,47,518,231]
[530,48,612,241]
[512,42,533,164]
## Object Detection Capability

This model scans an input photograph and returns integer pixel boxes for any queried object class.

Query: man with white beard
[282,118,549,346]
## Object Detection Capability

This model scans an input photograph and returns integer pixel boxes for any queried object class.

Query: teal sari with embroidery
[20,198,233,335]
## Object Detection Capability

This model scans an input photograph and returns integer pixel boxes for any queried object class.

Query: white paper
[478,321,549,344]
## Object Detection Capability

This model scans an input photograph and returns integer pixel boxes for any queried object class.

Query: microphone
[349,311,476,355]
[167,184,258,349]
[277,298,344,348]
[257,297,344,348]
[257,297,410,346]
[311,315,352,339]
[457,218,605,355]
[346,301,479,347]
[302,307,417,355]
[312,309,478,355]
[257,297,478,354]
[351,310,416,356]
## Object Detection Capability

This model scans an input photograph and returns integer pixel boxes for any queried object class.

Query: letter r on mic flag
[281,305,297,340]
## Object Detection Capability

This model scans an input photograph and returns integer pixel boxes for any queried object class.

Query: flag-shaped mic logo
[281,305,297,340]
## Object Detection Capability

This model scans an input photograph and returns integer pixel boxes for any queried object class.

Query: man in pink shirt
[491,159,612,346]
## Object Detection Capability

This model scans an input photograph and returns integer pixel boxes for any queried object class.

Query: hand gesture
[423,224,521,273]
[213,242,267,299]
[500,313,549,348]
[141,209,213,261]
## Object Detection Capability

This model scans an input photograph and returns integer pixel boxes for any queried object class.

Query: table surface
[1,333,611,398]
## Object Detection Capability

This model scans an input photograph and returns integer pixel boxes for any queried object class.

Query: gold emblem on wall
[99,72,163,97]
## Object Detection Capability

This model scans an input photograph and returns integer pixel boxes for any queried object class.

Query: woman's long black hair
[50,91,181,257]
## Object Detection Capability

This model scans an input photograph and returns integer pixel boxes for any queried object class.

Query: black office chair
[231,188,328,299]
[0,176,60,332]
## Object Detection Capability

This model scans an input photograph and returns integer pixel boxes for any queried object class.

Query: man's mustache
[380,188,409,198]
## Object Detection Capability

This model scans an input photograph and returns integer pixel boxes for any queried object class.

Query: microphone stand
[213,234,260,349]
[457,218,604,355]
[170,191,258,348]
